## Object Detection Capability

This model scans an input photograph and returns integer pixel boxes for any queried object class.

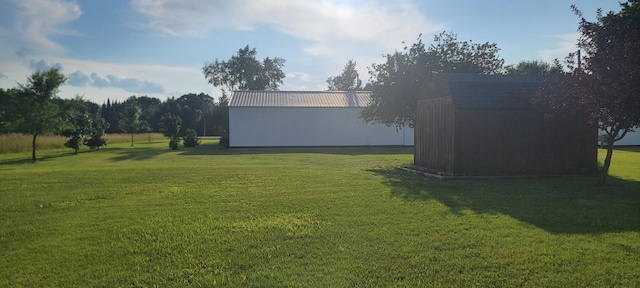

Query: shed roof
[229,91,372,108]
[433,74,554,109]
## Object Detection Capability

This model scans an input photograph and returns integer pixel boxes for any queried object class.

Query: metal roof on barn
[229,91,372,108]
[433,74,555,109]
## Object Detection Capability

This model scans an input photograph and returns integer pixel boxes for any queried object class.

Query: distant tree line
[99,93,227,137]
[0,68,230,160]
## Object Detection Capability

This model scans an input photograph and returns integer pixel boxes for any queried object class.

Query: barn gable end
[415,74,597,176]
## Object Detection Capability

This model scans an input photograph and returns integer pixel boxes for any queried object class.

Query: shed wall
[414,98,455,171]
[452,109,597,175]
[229,107,413,147]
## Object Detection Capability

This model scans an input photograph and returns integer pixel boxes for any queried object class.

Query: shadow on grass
[105,147,173,161]
[179,141,414,156]
[0,151,76,166]
[370,167,640,234]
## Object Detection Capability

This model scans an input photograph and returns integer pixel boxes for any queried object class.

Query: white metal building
[601,130,640,146]
[228,91,414,147]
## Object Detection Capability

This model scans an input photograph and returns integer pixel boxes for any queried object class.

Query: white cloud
[55,58,214,102]
[0,72,7,79]
[0,57,214,103]
[131,0,443,57]
[538,33,580,62]
[12,0,82,52]
[286,72,313,82]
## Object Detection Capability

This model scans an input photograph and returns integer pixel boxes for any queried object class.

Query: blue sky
[0,0,623,104]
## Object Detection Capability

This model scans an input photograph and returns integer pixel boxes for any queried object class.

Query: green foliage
[83,116,110,150]
[326,59,362,91]
[182,128,200,147]
[159,113,182,150]
[9,68,68,162]
[118,97,149,146]
[0,142,638,286]
[58,97,92,154]
[537,1,640,183]
[214,90,230,148]
[427,31,505,74]
[0,88,9,133]
[202,45,286,91]
[362,32,504,127]
[505,60,561,75]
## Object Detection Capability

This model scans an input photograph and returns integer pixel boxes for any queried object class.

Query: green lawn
[1,140,639,287]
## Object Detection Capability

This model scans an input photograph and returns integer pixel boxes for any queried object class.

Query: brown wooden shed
[414,74,597,176]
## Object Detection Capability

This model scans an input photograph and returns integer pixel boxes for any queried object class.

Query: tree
[119,97,149,146]
[0,88,14,133]
[101,98,120,134]
[176,93,214,135]
[505,60,561,75]
[182,128,200,147]
[362,32,504,127]
[159,113,182,150]
[536,1,640,183]
[213,90,230,148]
[13,68,67,162]
[202,45,286,91]
[136,96,162,132]
[326,59,362,91]
[58,97,92,154]
[83,115,109,150]
[427,32,504,74]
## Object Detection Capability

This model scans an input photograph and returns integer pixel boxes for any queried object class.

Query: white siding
[229,107,413,147]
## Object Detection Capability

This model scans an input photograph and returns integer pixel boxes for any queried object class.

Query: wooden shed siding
[414,98,454,171]
[452,109,597,175]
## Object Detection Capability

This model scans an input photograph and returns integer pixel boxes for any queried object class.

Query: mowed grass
[0,140,638,287]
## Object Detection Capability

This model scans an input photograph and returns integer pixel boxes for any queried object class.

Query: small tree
[119,97,149,146]
[58,97,92,154]
[13,68,67,162]
[536,2,640,183]
[326,59,362,91]
[84,115,109,150]
[182,128,200,147]
[159,113,182,150]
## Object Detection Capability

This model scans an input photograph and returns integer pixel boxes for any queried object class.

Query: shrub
[183,128,200,147]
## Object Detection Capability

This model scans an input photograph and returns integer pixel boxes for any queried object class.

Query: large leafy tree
[326,59,362,91]
[362,32,504,127]
[536,1,640,183]
[12,68,67,162]
[202,45,286,91]
[176,93,214,135]
[505,60,561,75]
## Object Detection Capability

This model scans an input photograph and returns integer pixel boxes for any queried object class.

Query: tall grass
[0,133,165,154]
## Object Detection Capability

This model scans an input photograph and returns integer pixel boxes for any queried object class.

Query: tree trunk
[31,133,38,162]
[131,133,134,147]
[599,135,616,184]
